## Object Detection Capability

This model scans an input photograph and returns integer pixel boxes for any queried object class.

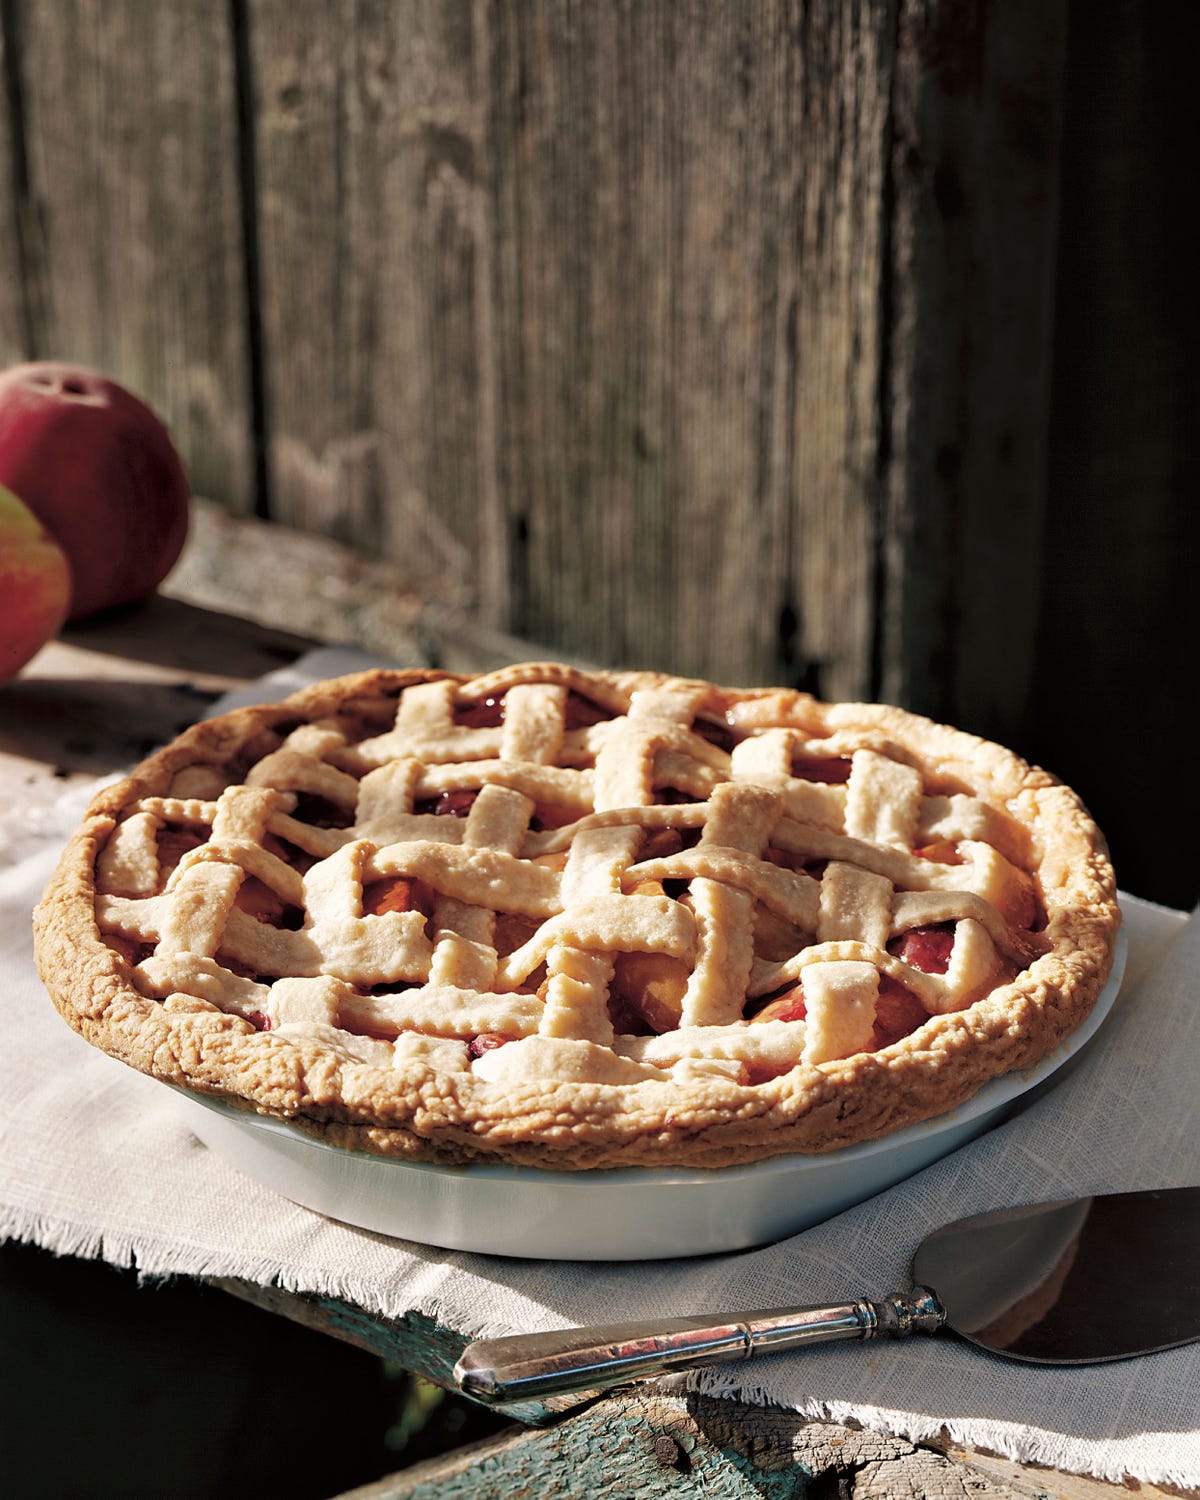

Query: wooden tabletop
[1,565,1187,1500]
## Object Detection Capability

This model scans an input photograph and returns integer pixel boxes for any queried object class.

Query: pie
[33,662,1121,1170]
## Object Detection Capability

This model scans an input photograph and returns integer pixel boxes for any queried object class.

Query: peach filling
[749,984,808,1027]
[263,830,315,874]
[766,847,828,878]
[607,875,690,1035]
[362,875,435,921]
[455,694,505,728]
[609,951,688,1035]
[235,876,304,930]
[468,1032,511,1058]
[740,920,959,1083]
[415,788,479,818]
[693,717,737,753]
[414,788,576,833]
[871,981,930,1047]
[107,935,156,968]
[454,689,612,731]
[290,792,353,829]
[888,922,954,975]
[790,754,852,784]
[156,824,206,873]
[915,840,962,865]
[564,691,611,730]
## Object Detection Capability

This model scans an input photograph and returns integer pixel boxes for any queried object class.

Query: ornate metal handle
[453,1288,946,1405]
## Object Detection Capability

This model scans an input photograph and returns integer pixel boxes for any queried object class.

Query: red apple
[0,362,190,620]
[0,483,71,684]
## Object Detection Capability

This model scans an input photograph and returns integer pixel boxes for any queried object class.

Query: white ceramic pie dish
[169,929,1126,1262]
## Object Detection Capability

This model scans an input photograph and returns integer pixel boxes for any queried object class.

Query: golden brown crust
[32,663,1120,1171]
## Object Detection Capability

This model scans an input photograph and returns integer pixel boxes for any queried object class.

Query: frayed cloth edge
[0,1205,525,1344]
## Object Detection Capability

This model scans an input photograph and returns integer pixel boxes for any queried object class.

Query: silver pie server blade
[453,1186,1200,1405]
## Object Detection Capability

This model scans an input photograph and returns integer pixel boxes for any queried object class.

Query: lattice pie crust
[34,664,1120,1170]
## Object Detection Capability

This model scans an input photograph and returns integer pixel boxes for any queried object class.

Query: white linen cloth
[2,653,1196,1489]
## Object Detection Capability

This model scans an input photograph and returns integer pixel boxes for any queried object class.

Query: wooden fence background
[0,1,1192,907]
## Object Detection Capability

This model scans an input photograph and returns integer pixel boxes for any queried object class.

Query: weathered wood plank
[880,0,1068,744]
[0,593,309,836]
[242,1,1068,712]
[480,0,891,697]
[1028,0,1198,911]
[245,2,895,697]
[335,1389,1158,1500]
[163,496,435,666]
[0,8,31,362]
[9,0,255,511]
[933,1439,1188,1500]
[248,0,484,593]
[210,1270,1192,1500]
[212,1277,592,1428]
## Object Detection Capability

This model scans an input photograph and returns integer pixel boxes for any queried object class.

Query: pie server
[454,1186,1200,1405]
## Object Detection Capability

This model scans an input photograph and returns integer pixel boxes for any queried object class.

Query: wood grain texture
[881,0,1067,743]
[6,0,254,511]
[0,7,30,360]
[244,2,898,696]
[0,593,308,829]
[479,0,896,696]
[0,0,1070,709]
[248,0,484,590]
[338,1390,1153,1500]
[242,1,1070,713]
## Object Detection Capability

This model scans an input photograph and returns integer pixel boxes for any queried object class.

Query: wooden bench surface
[2,528,1189,1499]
